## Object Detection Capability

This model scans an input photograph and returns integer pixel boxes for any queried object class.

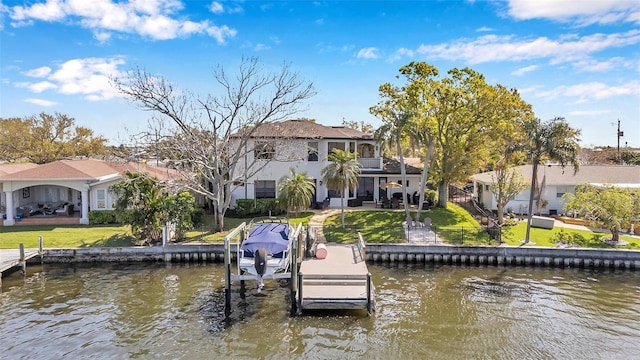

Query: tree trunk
[524,161,539,243]
[396,132,411,220]
[497,204,504,225]
[215,206,225,233]
[611,229,619,243]
[437,181,448,208]
[340,190,345,228]
[415,139,433,222]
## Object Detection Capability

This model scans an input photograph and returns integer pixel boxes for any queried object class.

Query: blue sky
[1,0,639,148]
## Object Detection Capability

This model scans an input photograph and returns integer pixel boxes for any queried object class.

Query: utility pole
[617,119,624,164]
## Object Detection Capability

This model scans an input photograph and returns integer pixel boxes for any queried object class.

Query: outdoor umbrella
[379,182,402,189]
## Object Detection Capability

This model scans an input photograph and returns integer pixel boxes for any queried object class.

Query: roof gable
[235,119,374,140]
[472,165,640,186]
[0,159,176,181]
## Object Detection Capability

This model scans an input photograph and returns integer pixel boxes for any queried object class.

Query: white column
[80,189,89,225]
[3,190,15,226]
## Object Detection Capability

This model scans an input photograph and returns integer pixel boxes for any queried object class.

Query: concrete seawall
[365,244,640,270]
[38,244,640,270]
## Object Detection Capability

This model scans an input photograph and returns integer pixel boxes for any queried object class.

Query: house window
[556,186,573,198]
[308,141,318,161]
[254,142,275,160]
[255,180,276,199]
[96,189,106,209]
[485,185,490,191]
[328,142,345,156]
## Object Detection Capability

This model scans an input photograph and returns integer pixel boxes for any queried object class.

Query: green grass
[184,212,315,243]
[501,221,640,249]
[323,203,491,244]
[0,212,315,249]
[0,225,135,249]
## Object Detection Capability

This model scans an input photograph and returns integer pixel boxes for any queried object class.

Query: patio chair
[55,204,70,216]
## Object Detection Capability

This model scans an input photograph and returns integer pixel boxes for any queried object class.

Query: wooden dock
[297,235,374,314]
[0,247,41,287]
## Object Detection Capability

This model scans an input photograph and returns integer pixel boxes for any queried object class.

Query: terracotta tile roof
[0,159,177,181]
[234,119,374,140]
[472,165,640,186]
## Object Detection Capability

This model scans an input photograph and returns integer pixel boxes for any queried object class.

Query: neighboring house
[230,119,422,207]
[471,164,640,216]
[0,159,176,226]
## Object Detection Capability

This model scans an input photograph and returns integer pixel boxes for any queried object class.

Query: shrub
[424,189,437,206]
[89,210,119,225]
[503,218,519,227]
[235,199,284,217]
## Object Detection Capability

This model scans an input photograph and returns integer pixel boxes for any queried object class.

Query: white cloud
[535,80,640,101]
[413,30,640,66]
[16,57,126,101]
[511,65,539,76]
[357,47,379,59]
[23,66,52,77]
[9,0,236,43]
[209,1,224,14]
[315,18,324,25]
[270,36,281,44]
[25,98,58,106]
[507,0,640,25]
[569,109,611,116]
[254,43,271,51]
[476,26,494,32]
[387,48,415,62]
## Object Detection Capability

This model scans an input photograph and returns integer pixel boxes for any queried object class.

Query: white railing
[357,157,382,170]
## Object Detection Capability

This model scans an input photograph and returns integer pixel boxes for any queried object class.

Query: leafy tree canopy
[0,112,107,164]
[563,185,640,243]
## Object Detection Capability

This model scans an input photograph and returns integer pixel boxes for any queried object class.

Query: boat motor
[254,248,268,292]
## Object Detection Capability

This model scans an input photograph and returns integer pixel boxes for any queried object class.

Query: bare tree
[490,165,527,224]
[113,57,315,231]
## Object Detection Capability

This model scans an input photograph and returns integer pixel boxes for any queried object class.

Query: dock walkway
[1,248,41,286]
[298,241,374,313]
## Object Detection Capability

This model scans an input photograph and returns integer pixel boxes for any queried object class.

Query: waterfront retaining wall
[39,244,640,270]
[365,244,640,270]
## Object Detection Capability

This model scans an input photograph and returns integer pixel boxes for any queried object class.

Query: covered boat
[237,218,295,292]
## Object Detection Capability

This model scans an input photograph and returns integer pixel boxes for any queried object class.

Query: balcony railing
[357,157,382,170]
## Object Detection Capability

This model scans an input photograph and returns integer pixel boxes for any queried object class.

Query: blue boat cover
[241,222,290,256]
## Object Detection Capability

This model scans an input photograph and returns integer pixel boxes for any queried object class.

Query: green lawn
[2,207,637,250]
[0,212,315,249]
[184,212,315,243]
[0,225,135,249]
[501,221,640,249]
[323,203,492,244]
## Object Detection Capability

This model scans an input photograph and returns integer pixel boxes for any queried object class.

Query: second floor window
[308,141,318,161]
[327,142,345,156]
[254,142,275,160]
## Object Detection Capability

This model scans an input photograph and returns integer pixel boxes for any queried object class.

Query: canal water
[1,263,638,359]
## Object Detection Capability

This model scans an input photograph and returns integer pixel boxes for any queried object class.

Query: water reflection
[0,263,638,359]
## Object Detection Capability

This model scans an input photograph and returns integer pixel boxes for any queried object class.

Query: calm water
[1,263,639,359]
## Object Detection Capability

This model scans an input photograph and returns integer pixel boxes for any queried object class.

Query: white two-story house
[230,119,422,208]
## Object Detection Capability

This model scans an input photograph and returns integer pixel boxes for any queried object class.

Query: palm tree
[523,117,581,243]
[374,110,414,221]
[321,149,362,227]
[277,167,316,216]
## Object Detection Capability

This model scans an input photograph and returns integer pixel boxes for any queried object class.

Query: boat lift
[223,218,304,316]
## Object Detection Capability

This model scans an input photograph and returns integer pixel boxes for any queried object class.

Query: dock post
[297,272,303,315]
[290,231,299,316]
[19,243,26,275]
[38,236,44,263]
[366,272,372,316]
[224,238,232,316]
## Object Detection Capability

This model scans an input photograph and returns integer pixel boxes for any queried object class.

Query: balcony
[358,157,382,170]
